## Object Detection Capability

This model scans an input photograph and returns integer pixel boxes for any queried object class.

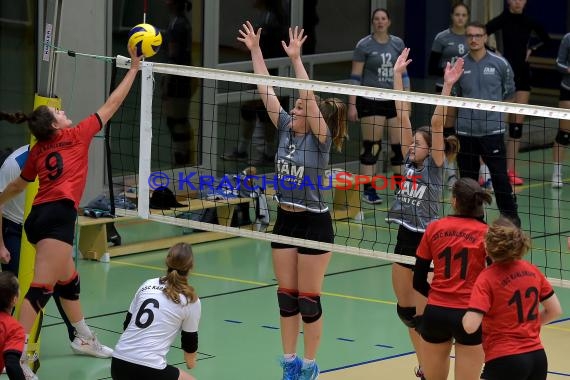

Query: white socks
[72,319,92,338]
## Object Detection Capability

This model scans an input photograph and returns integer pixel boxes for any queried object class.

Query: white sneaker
[21,362,38,380]
[552,172,563,188]
[71,332,113,358]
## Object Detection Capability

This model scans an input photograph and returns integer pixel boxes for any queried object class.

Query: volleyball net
[108,55,570,287]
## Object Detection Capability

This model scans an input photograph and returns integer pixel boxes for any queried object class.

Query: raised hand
[128,44,142,70]
[444,58,464,85]
[237,21,261,51]
[282,26,307,60]
[394,47,412,75]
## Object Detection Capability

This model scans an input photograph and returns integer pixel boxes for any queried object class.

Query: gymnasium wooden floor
[3,149,570,380]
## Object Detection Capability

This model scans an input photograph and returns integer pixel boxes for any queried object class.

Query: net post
[138,62,153,219]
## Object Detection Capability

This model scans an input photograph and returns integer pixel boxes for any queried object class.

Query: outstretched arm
[283,26,328,144]
[97,46,142,125]
[393,48,413,159]
[430,58,464,167]
[238,21,281,127]
[0,178,27,209]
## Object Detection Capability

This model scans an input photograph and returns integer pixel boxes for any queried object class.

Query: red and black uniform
[0,312,26,379]
[414,215,487,344]
[20,114,102,245]
[468,260,554,380]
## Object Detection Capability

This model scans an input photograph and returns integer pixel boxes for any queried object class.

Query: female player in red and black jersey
[0,45,142,373]
[413,177,491,380]
[463,217,562,380]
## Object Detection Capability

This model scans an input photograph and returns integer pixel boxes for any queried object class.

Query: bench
[77,197,253,260]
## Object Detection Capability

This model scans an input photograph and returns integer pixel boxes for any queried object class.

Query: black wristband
[443,128,456,138]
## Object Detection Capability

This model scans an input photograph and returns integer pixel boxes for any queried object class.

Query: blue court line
[549,370,570,377]
[549,317,570,325]
[320,351,415,373]
[262,325,280,330]
[336,337,355,342]
[224,319,243,324]
[374,344,394,349]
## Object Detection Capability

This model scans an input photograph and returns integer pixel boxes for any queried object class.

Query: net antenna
[114,56,570,288]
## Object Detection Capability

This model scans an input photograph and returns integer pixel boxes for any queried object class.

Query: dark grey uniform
[430,29,467,89]
[556,33,570,99]
[454,51,520,226]
[271,110,334,255]
[387,155,443,233]
[353,35,405,118]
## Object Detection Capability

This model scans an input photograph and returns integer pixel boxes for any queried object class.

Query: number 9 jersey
[20,114,103,210]
[468,260,554,362]
[113,277,202,370]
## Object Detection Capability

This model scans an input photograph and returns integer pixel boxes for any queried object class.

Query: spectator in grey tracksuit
[453,21,520,227]
[551,33,570,188]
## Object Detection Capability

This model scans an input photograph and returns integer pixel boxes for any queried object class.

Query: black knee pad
[556,129,570,146]
[390,144,404,166]
[25,285,53,313]
[360,140,381,165]
[396,304,417,328]
[299,293,322,324]
[54,273,80,301]
[277,288,299,318]
[509,123,523,139]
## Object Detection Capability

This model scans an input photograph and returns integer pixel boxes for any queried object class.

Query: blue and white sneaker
[299,361,319,380]
[362,189,383,204]
[481,178,494,193]
[280,356,302,380]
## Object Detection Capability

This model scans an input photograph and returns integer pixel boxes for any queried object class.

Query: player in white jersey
[349,8,408,205]
[388,48,464,379]
[112,243,201,380]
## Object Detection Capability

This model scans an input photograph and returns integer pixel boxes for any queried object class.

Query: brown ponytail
[0,272,18,313]
[452,177,492,218]
[0,106,56,141]
[159,242,197,304]
[318,97,348,152]
[0,112,28,124]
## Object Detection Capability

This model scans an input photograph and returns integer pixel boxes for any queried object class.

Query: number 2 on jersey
[438,247,468,279]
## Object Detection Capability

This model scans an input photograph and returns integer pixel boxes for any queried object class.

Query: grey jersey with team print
[556,33,570,91]
[386,155,443,233]
[455,51,515,137]
[353,34,406,91]
[274,109,331,212]
[431,28,467,87]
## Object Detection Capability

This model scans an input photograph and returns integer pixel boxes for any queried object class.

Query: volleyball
[128,23,162,58]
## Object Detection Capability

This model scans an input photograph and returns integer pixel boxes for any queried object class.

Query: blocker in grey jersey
[387,155,443,233]
[274,110,331,213]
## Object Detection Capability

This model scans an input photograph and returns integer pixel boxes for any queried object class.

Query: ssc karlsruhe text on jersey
[113,278,201,370]
[353,34,406,93]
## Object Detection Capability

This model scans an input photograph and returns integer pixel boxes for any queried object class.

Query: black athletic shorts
[394,224,424,270]
[271,207,334,255]
[512,63,531,92]
[356,96,397,119]
[560,86,570,101]
[419,304,482,345]
[111,357,180,380]
[481,349,547,380]
[24,199,77,245]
